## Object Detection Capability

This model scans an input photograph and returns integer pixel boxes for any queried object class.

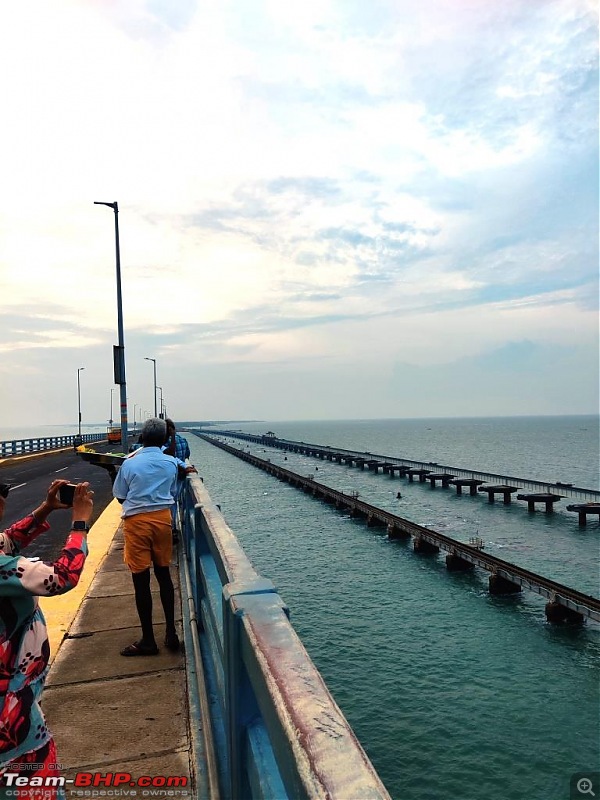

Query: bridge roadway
[197,434,600,625]
[1,440,391,798]
[200,429,599,504]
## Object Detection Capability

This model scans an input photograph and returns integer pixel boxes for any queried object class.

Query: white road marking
[11,483,26,490]
[54,467,69,473]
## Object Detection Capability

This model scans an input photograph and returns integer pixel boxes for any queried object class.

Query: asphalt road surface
[0,442,123,560]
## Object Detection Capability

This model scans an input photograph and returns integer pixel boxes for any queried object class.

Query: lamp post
[133,403,138,431]
[94,201,128,449]
[77,367,85,436]
[144,357,157,417]
[156,386,164,419]
[109,388,114,425]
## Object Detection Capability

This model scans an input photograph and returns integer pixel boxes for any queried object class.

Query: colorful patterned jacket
[0,515,87,769]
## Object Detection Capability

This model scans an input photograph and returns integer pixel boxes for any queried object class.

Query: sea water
[186,416,599,800]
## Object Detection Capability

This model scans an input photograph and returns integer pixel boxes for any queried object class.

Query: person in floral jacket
[0,479,93,798]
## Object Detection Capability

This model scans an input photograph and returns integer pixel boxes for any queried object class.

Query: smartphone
[58,483,77,507]
[0,483,10,499]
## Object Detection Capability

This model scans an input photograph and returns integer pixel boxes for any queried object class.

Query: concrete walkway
[42,509,199,798]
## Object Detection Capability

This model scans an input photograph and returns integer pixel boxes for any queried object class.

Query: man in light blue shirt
[115,445,178,518]
[113,418,182,657]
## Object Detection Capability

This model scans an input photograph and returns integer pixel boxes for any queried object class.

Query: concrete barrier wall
[181,474,391,800]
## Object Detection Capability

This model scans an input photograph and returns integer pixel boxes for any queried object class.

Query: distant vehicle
[107,426,121,444]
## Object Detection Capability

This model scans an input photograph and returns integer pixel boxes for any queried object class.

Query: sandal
[164,633,180,653]
[120,641,159,657]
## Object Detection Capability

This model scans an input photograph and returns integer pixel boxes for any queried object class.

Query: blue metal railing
[180,474,390,800]
[0,433,106,458]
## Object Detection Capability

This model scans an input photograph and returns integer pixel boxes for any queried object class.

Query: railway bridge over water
[199,429,600,524]
[197,433,600,626]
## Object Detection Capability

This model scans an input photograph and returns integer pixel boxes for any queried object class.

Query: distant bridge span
[196,433,600,625]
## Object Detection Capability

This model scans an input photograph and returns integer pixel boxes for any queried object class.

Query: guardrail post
[193,503,206,616]
[223,581,279,800]
[223,591,244,800]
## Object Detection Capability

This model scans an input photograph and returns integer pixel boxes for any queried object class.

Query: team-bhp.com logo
[3,772,189,796]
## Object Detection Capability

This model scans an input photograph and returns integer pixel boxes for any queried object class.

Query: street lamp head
[94,201,118,210]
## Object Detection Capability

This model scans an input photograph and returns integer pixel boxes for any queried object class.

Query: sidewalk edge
[41,499,123,666]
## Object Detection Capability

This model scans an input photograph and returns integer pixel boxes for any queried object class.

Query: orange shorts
[123,508,172,573]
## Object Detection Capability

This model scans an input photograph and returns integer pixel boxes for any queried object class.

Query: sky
[0,0,598,429]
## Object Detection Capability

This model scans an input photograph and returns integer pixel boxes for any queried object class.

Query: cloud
[0,0,596,425]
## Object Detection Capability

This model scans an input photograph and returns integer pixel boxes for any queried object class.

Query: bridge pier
[446,554,475,571]
[387,524,410,539]
[427,473,456,489]
[517,493,563,513]
[544,601,584,625]
[450,479,485,496]
[413,537,439,554]
[565,503,600,526]
[478,486,519,504]
[489,574,521,595]
[406,469,432,483]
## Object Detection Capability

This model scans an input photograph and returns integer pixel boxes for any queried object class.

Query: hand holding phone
[58,483,77,507]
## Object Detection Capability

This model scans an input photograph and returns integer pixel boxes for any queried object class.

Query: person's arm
[112,462,129,503]
[0,482,93,597]
[0,479,72,555]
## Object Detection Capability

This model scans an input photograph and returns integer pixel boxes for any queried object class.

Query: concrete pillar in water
[545,601,584,625]
[489,574,521,594]
[446,554,475,571]
[414,537,439,554]
[387,524,410,539]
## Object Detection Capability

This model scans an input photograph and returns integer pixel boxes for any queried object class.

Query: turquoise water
[187,416,599,800]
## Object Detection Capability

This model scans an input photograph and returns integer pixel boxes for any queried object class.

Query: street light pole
[94,201,128,449]
[133,403,138,430]
[156,386,164,419]
[109,388,114,425]
[144,357,157,417]
[77,367,85,436]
